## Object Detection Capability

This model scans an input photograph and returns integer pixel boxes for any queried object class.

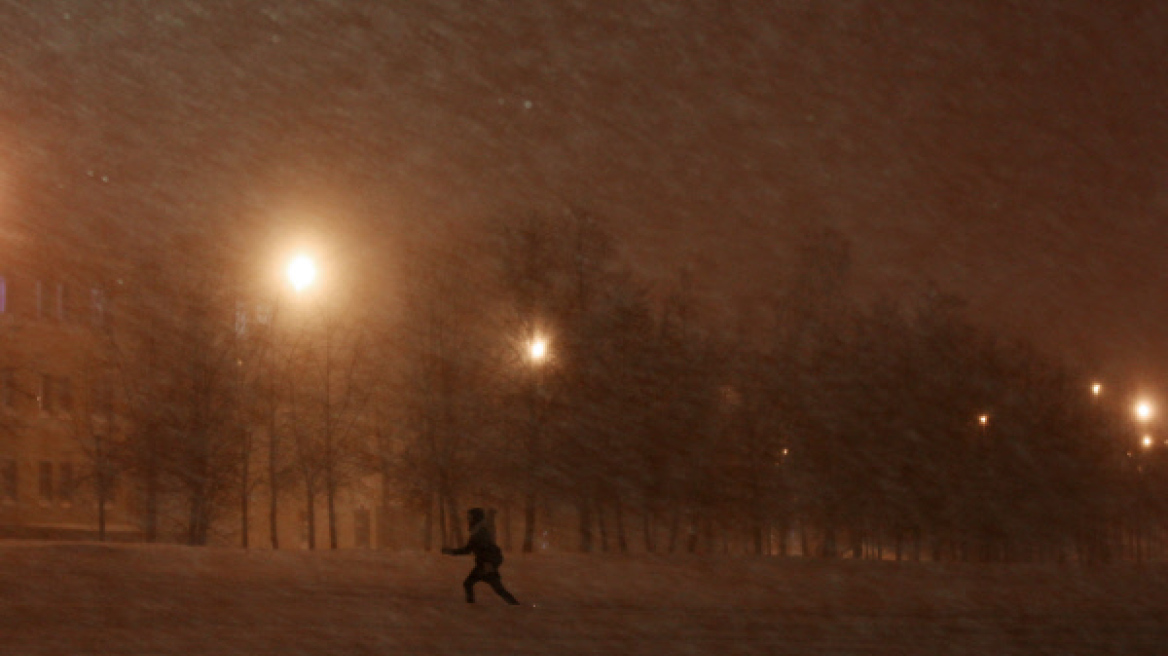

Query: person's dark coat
[448,511,504,568]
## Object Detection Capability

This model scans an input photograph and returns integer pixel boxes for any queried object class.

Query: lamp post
[521,333,549,554]
[1132,398,1155,563]
[286,253,330,550]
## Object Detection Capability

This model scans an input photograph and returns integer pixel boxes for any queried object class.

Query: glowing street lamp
[978,414,989,427]
[287,255,317,293]
[1135,400,1154,423]
[529,337,548,363]
[1091,382,1102,397]
[1142,435,1154,449]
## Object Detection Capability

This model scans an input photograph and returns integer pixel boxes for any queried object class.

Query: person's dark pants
[463,563,519,604]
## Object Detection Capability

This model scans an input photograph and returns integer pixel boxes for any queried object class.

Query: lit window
[56,283,68,321]
[235,301,248,336]
[255,303,273,325]
[90,288,107,326]
[39,374,50,412]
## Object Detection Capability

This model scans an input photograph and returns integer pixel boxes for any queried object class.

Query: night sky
[1,1,1165,394]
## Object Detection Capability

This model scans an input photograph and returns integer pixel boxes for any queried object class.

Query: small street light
[1135,400,1154,423]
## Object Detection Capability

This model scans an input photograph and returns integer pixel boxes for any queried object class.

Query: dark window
[1,459,17,501]
[99,465,117,506]
[0,369,13,411]
[60,377,72,413]
[58,462,74,503]
[38,461,52,501]
[41,376,73,415]
[90,376,113,417]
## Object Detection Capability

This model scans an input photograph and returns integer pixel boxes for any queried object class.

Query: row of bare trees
[63,214,1163,561]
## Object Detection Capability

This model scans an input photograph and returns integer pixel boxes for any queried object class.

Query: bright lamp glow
[1091,382,1102,396]
[1135,401,1154,422]
[529,337,548,362]
[1142,435,1154,448]
[287,255,317,292]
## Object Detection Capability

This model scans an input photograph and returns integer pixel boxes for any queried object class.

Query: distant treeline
[80,210,1161,562]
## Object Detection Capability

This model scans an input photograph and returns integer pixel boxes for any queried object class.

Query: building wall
[0,266,140,541]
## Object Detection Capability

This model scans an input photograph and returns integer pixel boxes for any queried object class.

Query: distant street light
[287,255,317,293]
[1091,382,1102,396]
[1142,435,1154,449]
[1135,400,1154,423]
[978,414,989,427]
[529,337,548,363]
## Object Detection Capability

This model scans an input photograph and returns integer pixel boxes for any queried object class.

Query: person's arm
[442,541,472,555]
[441,527,484,555]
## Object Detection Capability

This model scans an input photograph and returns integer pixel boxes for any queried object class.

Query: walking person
[442,507,521,605]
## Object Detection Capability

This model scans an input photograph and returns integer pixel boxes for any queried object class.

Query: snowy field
[0,543,1165,655]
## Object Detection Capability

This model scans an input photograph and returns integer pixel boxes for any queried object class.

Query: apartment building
[0,265,141,541]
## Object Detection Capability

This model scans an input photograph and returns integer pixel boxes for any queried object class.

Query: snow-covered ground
[0,542,1164,655]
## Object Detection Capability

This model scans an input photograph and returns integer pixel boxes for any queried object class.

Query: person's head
[467,507,485,529]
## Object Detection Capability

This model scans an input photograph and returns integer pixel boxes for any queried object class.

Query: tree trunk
[240,442,251,548]
[187,475,212,547]
[97,488,107,543]
[597,502,609,552]
[305,483,317,550]
[268,420,280,550]
[143,442,159,542]
[615,500,628,553]
[502,500,513,552]
[578,500,593,553]
[686,512,700,554]
[327,477,339,550]
[447,493,463,547]
[668,512,681,553]
[423,491,434,552]
[643,507,656,553]
[438,493,448,548]
[522,492,536,553]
